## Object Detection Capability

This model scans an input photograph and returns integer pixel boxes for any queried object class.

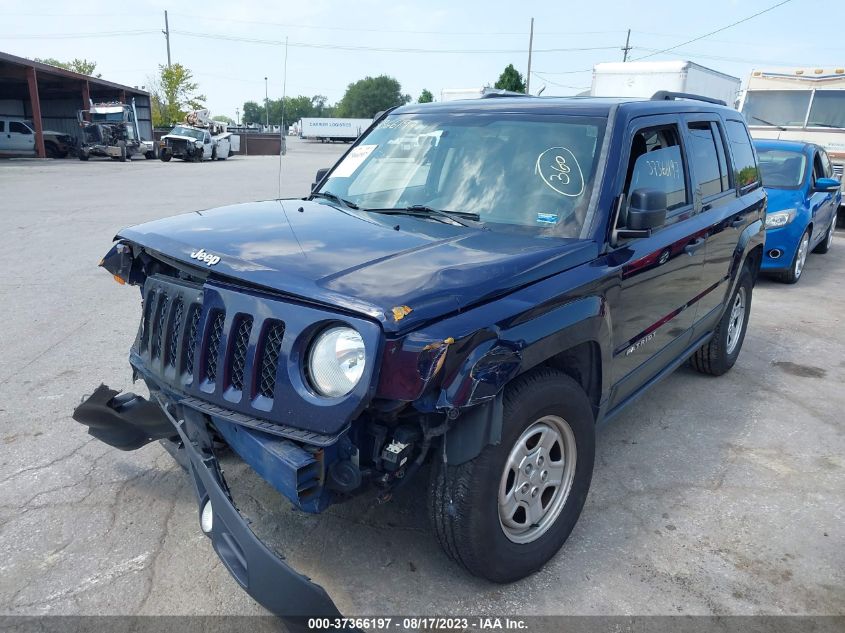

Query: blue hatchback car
[755,140,840,283]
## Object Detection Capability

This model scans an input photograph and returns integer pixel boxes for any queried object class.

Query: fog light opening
[201,499,213,534]
[769,249,782,259]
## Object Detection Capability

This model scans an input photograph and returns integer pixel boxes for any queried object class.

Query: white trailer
[299,118,372,143]
[591,61,741,106]
[740,67,845,204]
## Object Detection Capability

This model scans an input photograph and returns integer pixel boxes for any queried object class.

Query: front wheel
[781,229,810,284]
[428,368,595,583]
[117,141,127,163]
[159,149,171,162]
[690,266,753,376]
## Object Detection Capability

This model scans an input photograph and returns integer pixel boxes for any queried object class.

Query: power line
[171,30,621,54]
[4,29,157,39]
[631,0,793,61]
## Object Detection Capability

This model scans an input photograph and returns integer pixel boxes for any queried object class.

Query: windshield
[742,90,811,127]
[807,90,845,128]
[170,126,204,140]
[317,113,607,237]
[756,149,807,189]
[92,112,126,123]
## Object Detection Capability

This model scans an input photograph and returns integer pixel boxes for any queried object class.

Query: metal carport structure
[0,50,152,158]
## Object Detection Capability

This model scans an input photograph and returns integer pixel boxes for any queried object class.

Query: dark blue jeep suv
[75,93,765,618]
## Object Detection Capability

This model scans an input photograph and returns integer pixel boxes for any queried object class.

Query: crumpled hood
[162,134,198,143]
[118,200,596,332]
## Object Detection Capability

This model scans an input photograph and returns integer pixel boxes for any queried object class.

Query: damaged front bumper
[72,385,343,619]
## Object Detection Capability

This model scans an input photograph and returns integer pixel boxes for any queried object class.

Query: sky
[2,0,843,120]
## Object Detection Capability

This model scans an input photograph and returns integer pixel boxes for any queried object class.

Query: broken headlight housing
[307,326,366,397]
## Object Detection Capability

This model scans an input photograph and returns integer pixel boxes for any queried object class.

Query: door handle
[730,217,745,228]
[684,237,705,255]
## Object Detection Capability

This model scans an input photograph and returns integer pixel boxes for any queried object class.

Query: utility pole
[264,76,269,128]
[280,37,288,155]
[526,17,534,94]
[163,10,171,67]
[235,108,240,126]
[622,29,632,62]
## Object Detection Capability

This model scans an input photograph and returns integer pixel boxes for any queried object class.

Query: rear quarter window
[725,120,759,190]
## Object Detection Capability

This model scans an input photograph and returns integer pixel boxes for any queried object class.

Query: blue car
[755,140,840,283]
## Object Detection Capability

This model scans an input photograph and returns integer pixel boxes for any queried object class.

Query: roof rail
[651,91,726,106]
[481,91,528,99]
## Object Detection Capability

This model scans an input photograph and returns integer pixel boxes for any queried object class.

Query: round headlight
[308,326,366,397]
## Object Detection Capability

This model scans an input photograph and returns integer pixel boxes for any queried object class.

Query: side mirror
[312,167,330,191]
[814,177,840,192]
[627,188,667,231]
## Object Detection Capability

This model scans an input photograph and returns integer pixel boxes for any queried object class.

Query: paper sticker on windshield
[535,147,585,197]
[332,144,377,178]
[536,213,559,225]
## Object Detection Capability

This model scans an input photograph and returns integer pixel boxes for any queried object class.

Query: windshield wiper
[808,122,845,130]
[751,116,787,132]
[310,191,360,209]
[363,205,484,228]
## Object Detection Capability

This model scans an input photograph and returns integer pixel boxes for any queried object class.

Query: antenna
[278,36,289,199]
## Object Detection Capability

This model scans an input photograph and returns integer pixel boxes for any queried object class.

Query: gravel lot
[1,139,843,617]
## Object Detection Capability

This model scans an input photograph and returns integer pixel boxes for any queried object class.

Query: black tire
[211,146,217,161]
[159,149,171,162]
[781,228,811,284]
[428,368,595,583]
[813,216,835,254]
[44,142,60,159]
[118,141,127,163]
[78,150,89,161]
[690,266,753,376]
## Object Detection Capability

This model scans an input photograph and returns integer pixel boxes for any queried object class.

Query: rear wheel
[781,229,810,284]
[691,266,753,376]
[813,217,835,254]
[428,368,595,582]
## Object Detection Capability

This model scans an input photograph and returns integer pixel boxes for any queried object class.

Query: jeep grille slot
[140,293,155,353]
[257,320,285,399]
[229,315,253,392]
[151,293,170,360]
[205,311,225,383]
[167,298,184,368]
[184,304,201,378]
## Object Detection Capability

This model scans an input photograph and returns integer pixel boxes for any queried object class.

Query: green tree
[241,101,264,125]
[336,76,410,118]
[494,64,526,93]
[418,89,434,103]
[149,64,205,127]
[35,57,101,78]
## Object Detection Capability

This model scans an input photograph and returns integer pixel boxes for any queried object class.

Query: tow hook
[72,384,175,450]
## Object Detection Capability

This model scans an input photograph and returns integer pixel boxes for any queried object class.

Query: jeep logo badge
[190,248,221,266]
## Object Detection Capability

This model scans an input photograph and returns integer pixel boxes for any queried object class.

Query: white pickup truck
[159,110,240,162]
[0,117,74,158]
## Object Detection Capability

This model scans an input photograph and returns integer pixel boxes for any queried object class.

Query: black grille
[167,299,184,368]
[257,321,285,398]
[184,305,201,377]
[229,316,253,391]
[140,295,154,352]
[205,311,225,382]
[152,293,170,359]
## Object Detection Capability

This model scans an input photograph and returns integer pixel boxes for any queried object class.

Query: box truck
[740,67,845,212]
[299,118,372,143]
[591,61,741,107]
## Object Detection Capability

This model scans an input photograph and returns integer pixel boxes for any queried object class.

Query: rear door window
[0,121,4,133]
[687,121,728,198]
[725,120,759,190]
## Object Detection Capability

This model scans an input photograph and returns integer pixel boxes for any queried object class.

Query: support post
[26,67,46,158]
[82,80,91,122]
[526,17,534,95]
